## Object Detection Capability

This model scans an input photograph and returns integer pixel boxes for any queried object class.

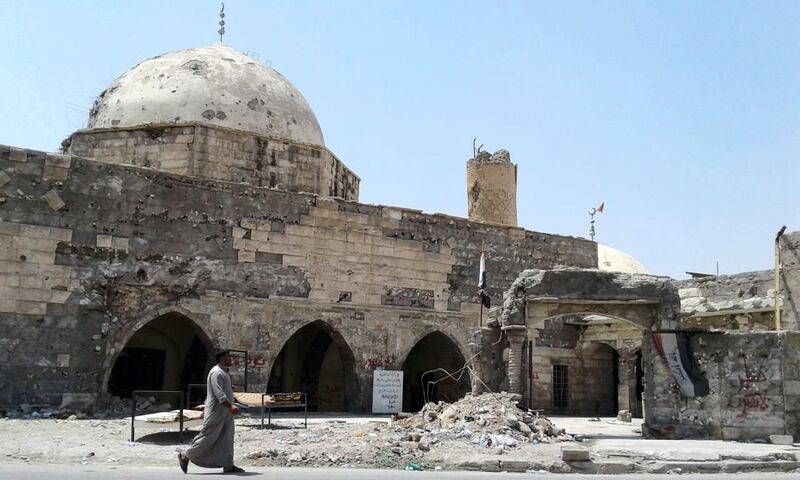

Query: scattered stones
[287,452,304,463]
[769,434,794,445]
[561,446,591,462]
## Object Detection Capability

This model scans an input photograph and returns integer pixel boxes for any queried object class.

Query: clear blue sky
[2,1,799,279]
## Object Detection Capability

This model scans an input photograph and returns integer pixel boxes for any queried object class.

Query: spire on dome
[218,3,226,43]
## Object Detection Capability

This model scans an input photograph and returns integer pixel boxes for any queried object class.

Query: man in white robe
[179,350,243,474]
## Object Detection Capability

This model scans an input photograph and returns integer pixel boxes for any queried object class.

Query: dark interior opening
[108,313,211,399]
[401,331,470,412]
[267,321,358,412]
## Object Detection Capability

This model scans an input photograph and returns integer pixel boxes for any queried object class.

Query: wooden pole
[479,300,483,328]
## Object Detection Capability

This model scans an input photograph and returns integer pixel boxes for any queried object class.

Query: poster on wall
[372,370,403,414]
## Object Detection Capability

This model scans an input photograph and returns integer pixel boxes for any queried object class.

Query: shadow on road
[135,430,199,445]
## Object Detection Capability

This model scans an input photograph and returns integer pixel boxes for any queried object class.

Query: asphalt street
[1,464,799,479]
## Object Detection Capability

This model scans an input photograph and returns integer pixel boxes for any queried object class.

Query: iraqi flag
[653,332,709,397]
[478,251,490,308]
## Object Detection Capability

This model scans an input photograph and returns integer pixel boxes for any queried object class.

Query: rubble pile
[396,392,573,453]
[1,395,174,420]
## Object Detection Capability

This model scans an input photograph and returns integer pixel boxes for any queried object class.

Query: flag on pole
[597,201,605,214]
[478,251,491,308]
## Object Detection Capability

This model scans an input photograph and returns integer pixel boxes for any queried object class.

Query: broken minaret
[466,148,518,227]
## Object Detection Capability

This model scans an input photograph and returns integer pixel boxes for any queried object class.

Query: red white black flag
[653,332,709,397]
[478,251,490,308]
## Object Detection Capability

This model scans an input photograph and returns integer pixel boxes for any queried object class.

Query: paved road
[0,464,798,479]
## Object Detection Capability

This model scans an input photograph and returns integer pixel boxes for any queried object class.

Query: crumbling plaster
[0,144,596,410]
[86,44,325,147]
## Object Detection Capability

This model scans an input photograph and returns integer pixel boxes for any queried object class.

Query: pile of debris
[395,392,574,454]
[1,394,175,420]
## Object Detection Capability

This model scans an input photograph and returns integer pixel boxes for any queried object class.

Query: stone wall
[0,144,596,410]
[677,271,778,330]
[63,124,360,201]
[643,330,799,441]
[781,232,800,331]
[524,318,641,415]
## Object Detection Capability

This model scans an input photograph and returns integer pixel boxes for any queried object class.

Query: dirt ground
[0,393,589,472]
[0,415,574,472]
[5,394,795,475]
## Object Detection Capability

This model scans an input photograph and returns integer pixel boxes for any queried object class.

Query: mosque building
[2,34,800,442]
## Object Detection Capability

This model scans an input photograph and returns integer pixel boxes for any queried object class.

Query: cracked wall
[65,124,360,201]
[643,330,800,442]
[0,144,596,410]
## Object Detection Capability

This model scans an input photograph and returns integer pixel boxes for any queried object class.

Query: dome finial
[218,3,226,43]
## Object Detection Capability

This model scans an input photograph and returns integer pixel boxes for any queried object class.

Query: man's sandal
[223,465,245,473]
[178,452,188,474]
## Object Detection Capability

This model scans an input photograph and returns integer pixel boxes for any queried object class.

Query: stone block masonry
[0,144,595,410]
[781,232,800,331]
[643,330,800,441]
[64,123,360,201]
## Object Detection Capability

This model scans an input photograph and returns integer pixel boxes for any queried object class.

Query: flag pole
[775,226,786,331]
[478,250,489,328]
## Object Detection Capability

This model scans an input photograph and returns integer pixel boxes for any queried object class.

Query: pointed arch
[400,330,471,411]
[100,306,217,399]
[266,320,360,412]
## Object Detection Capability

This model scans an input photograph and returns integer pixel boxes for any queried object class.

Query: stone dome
[87,44,324,146]
[597,244,648,274]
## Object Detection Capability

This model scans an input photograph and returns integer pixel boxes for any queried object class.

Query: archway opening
[402,331,470,412]
[267,321,358,412]
[108,312,212,398]
[578,342,619,415]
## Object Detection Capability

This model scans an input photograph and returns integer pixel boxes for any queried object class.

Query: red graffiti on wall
[364,355,396,370]
[727,353,769,418]
[230,356,268,370]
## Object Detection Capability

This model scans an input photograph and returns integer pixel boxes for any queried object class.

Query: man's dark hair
[215,349,231,362]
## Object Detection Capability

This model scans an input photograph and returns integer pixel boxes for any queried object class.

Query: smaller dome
[87,44,324,146]
[597,244,648,274]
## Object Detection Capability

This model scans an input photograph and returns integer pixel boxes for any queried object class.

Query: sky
[1,1,799,279]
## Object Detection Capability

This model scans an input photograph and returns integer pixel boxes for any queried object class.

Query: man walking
[179,350,244,474]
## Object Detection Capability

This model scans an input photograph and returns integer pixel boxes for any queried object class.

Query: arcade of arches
[108,315,475,414]
[105,309,641,417]
[267,324,471,413]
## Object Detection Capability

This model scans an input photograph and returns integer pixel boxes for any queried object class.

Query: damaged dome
[86,43,325,147]
[597,244,648,274]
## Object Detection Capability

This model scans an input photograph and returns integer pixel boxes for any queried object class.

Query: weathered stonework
[0,144,595,410]
[781,232,800,330]
[64,124,359,201]
[643,330,800,441]
[466,149,517,227]
[678,270,778,330]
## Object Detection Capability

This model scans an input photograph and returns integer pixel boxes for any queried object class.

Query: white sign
[372,370,403,414]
